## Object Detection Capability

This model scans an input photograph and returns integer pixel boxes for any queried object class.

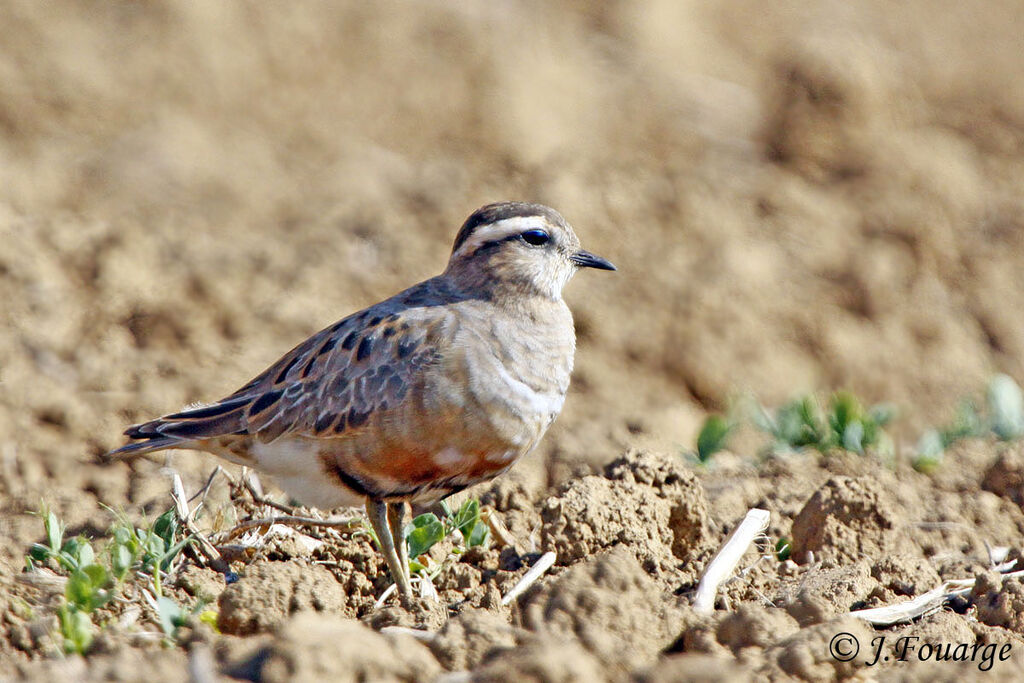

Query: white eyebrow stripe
[452,216,548,258]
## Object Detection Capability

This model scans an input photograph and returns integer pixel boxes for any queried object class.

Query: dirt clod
[604,449,714,565]
[982,447,1024,508]
[870,553,941,599]
[429,608,523,671]
[217,562,348,635]
[471,637,605,683]
[716,605,800,652]
[521,546,690,672]
[790,476,900,565]
[540,450,712,582]
[635,654,753,683]
[540,477,673,568]
[254,612,441,683]
[975,576,1024,634]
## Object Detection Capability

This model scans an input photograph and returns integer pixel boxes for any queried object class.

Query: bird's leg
[366,498,413,600]
[386,501,411,592]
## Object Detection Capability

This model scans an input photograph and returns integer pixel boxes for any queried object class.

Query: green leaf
[829,392,862,438]
[866,403,897,427]
[404,513,446,559]
[841,421,865,454]
[198,610,219,633]
[159,535,194,571]
[913,429,945,473]
[65,565,111,612]
[56,539,90,572]
[916,429,944,459]
[58,604,94,654]
[157,596,186,639]
[65,569,96,610]
[696,415,733,463]
[467,520,489,548]
[28,543,51,564]
[142,532,167,566]
[110,542,134,581]
[46,511,64,553]
[775,537,791,561]
[941,400,983,446]
[770,396,828,451]
[152,508,178,547]
[83,563,109,585]
[988,374,1024,441]
[59,537,95,569]
[451,499,481,541]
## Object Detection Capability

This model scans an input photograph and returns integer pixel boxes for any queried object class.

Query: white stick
[171,472,191,522]
[373,583,397,610]
[693,508,771,614]
[502,551,557,605]
[849,568,1024,626]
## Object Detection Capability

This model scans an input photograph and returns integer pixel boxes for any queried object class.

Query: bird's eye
[520,229,550,246]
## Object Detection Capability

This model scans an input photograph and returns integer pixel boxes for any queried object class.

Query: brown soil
[4,1,1024,680]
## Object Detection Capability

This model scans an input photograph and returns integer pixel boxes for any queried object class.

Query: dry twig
[849,568,1024,626]
[693,508,771,614]
[222,514,362,541]
[501,551,557,605]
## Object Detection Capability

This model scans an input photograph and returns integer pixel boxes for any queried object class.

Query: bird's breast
[450,303,574,448]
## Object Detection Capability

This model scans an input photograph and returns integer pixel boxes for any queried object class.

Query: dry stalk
[222,514,362,541]
[849,568,1024,626]
[501,551,557,606]
[693,508,771,614]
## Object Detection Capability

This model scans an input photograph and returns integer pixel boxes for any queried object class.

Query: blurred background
[2,0,1024,527]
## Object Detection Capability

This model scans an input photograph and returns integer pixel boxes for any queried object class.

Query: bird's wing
[109,294,450,456]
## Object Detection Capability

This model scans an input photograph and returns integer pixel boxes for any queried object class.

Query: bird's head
[445,202,615,301]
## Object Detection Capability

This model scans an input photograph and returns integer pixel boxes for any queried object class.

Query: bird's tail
[105,396,250,460]
[105,436,183,459]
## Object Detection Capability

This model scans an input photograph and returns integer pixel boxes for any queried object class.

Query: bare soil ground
[3,1,1024,680]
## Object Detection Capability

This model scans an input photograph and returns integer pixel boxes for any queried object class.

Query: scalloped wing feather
[107,281,452,458]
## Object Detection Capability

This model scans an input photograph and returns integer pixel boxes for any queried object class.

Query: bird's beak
[570,250,617,271]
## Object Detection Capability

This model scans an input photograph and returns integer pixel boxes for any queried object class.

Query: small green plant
[24,504,199,654]
[914,374,1024,471]
[753,391,894,457]
[156,596,214,640]
[104,507,192,597]
[694,414,735,464]
[988,374,1024,440]
[775,537,791,562]
[403,498,489,573]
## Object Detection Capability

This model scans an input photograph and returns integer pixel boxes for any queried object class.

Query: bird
[107,201,615,599]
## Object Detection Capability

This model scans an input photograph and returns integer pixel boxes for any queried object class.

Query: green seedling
[914,375,1024,471]
[754,392,893,457]
[57,603,94,655]
[104,507,193,597]
[988,374,1024,440]
[695,414,734,464]
[912,429,945,473]
[157,595,216,641]
[405,513,447,561]
[65,563,114,612]
[25,504,198,654]
[403,498,490,572]
[775,537,791,562]
[26,504,93,573]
